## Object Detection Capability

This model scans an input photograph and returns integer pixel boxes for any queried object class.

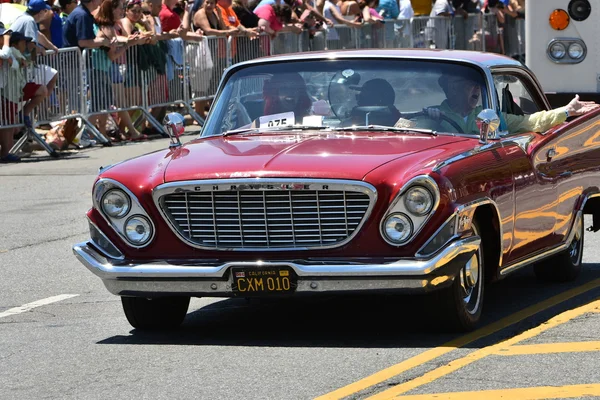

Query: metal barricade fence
[183,36,229,122]
[414,16,454,49]
[141,38,184,132]
[33,48,84,125]
[83,43,167,138]
[453,13,484,51]
[2,14,528,158]
[503,15,525,61]
[229,33,271,64]
[270,31,306,55]
[0,61,25,130]
[325,24,359,50]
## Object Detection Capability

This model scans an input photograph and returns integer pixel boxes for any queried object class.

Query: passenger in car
[262,72,313,119]
[417,70,599,134]
[349,78,402,126]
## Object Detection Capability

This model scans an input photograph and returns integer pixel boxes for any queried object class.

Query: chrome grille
[158,184,374,250]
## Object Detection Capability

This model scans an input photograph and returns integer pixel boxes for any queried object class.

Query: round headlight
[404,186,434,216]
[568,42,584,59]
[101,189,131,218]
[124,215,153,245]
[383,213,413,244]
[549,42,566,59]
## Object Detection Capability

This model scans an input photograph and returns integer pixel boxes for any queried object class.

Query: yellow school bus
[525,0,597,107]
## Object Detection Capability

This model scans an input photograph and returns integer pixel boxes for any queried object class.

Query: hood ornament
[163,112,185,148]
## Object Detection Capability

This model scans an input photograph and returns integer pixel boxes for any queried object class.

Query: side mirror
[163,112,185,148]
[476,109,500,144]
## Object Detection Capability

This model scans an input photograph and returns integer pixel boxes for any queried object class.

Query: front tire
[432,221,485,332]
[121,296,190,330]
[534,214,584,282]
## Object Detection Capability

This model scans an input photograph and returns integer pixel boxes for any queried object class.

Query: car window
[493,74,540,116]
[202,60,489,136]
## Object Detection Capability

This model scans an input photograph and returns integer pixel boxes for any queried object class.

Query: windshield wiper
[223,125,330,137]
[333,125,437,135]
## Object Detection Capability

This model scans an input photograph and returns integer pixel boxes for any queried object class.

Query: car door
[493,71,560,262]
[544,112,600,243]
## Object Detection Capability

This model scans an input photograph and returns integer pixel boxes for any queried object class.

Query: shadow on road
[97,264,600,348]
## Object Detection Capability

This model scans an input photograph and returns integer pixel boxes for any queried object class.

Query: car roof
[233,48,523,70]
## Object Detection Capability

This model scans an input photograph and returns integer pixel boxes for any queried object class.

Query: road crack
[1,231,88,253]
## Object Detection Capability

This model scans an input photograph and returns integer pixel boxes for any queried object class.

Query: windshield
[201,59,489,136]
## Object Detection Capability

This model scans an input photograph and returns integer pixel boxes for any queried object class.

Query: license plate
[231,266,297,295]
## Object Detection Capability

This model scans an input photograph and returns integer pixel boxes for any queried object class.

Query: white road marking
[0,294,79,319]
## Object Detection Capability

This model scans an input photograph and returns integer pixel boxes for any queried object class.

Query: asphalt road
[1,135,599,400]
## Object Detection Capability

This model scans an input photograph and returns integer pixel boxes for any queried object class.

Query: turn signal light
[549,9,570,30]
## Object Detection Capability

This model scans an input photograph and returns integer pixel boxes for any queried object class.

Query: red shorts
[23,82,42,101]
[0,83,42,125]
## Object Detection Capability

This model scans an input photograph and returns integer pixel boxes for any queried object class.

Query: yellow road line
[496,341,600,355]
[314,278,600,400]
[391,384,600,400]
[366,298,600,400]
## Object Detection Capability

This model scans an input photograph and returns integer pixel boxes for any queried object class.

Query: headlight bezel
[93,178,156,249]
[547,38,587,64]
[382,212,414,245]
[379,175,440,247]
[404,186,434,216]
[101,189,131,219]
[124,215,153,246]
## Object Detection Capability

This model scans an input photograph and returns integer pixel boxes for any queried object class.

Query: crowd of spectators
[0,0,525,162]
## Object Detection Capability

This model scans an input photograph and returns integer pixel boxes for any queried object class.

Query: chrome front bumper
[72,236,480,296]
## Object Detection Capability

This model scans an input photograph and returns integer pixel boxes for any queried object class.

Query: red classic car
[73,49,600,332]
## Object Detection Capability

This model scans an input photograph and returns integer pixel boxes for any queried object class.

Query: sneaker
[0,153,22,163]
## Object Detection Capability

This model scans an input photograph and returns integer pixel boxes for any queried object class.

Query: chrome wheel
[460,253,481,314]
[534,212,584,283]
[568,216,583,266]
[431,220,485,332]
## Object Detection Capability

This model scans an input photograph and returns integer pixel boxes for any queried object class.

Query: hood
[164,132,471,182]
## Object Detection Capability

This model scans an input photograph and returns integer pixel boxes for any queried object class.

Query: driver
[263,72,313,120]
[350,79,402,126]
[417,69,599,134]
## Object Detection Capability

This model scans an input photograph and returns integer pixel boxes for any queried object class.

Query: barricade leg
[10,126,59,158]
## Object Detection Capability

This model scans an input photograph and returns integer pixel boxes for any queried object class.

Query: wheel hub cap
[464,254,479,288]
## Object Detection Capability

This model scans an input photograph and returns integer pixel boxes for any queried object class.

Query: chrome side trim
[417,198,504,264]
[72,235,480,280]
[92,178,157,249]
[88,217,124,261]
[500,134,534,153]
[432,141,504,172]
[151,178,378,251]
[379,175,441,247]
[500,211,583,276]
[454,197,504,267]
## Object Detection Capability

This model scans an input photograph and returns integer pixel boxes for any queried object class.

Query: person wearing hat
[10,0,59,127]
[10,0,59,54]
[349,78,402,126]
[0,30,48,162]
[417,67,600,134]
